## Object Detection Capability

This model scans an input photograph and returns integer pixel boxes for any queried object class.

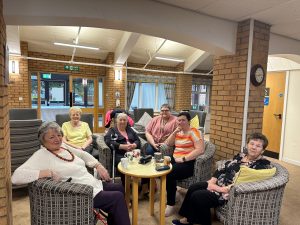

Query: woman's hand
[96,164,111,182]
[174,157,184,163]
[39,170,61,181]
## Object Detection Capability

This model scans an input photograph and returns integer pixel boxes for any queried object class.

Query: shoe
[172,219,192,225]
[165,205,176,217]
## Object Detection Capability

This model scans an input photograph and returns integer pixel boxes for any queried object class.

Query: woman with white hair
[104,113,141,185]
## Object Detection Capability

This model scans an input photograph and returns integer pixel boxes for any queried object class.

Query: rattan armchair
[215,162,289,225]
[28,178,95,225]
[97,134,147,177]
[177,140,215,189]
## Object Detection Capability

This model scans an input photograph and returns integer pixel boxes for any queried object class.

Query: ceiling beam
[184,50,210,72]
[7,25,21,55]
[114,32,140,66]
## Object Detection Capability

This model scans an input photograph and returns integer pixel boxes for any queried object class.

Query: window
[127,74,176,111]
[191,84,210,111]
[129,82,167,111]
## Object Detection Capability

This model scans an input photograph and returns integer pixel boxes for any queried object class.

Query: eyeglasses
[161,109,170,112]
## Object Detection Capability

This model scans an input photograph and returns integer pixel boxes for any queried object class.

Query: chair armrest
[96,134,113,176]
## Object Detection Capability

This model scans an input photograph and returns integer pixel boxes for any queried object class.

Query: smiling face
[160,106,171,120]
[42,128,63,152]
[246,139,265,160]
[116,113,128,130]
[70,110,81,124]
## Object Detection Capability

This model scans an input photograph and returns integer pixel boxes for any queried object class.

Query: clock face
[255,68,264,83]
[251,64,265,86]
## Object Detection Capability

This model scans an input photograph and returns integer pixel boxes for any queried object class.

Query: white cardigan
[11,143,103,197]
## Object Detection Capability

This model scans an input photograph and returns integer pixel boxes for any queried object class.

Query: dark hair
[247,132,269,149]
[38,121,63,144]
[160,103,171,110]
[177,111,191,121]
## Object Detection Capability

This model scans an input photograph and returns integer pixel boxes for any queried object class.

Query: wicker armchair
[28,178,95,225]
[215,162,289,225]
[97,134,148,176]
[176,140,215,189]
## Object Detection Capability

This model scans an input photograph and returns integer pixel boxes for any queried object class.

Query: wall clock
[250,64,265,86]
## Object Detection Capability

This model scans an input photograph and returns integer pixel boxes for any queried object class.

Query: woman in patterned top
[164,111,204,217]
[172,132,271,225]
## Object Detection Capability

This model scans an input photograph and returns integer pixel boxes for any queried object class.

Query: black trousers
[166,157,195,206]
[178,182,221,225]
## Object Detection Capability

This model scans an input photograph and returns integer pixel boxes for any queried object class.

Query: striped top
[173,127,201,158]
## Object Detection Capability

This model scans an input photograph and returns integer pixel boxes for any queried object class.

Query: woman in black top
[172,133,271,225]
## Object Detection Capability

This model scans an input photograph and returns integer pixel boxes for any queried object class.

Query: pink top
[146,115,177,143]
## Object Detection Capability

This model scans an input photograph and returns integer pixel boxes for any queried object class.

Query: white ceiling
[6,0,300,72]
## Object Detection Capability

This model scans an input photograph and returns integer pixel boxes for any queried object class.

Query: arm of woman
[165,126,181,146]
[206,177,230,194]
[12,150,53,185]
[130,127,141,149]
[81,135,93,149]
[81,123,93,149]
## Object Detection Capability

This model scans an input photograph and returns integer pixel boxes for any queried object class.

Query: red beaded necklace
[47,147,75,162]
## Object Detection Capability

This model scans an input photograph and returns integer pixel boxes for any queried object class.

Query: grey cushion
[9,108,38,120]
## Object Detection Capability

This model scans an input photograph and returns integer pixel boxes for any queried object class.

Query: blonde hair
[69,106,82,116]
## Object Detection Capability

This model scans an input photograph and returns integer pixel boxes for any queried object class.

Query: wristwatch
[182,157,186,162]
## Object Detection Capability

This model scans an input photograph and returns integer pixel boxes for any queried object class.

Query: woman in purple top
[145,103,177,155]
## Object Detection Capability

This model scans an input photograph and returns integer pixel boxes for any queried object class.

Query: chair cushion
[234,165,276,185]
[190,115,200,129]
[135,112,152,129]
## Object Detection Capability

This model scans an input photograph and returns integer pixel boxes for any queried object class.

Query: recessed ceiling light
[155,56,184,62]
[54,42,99,50]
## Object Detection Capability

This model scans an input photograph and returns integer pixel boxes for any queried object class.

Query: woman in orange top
[164,111,204,217]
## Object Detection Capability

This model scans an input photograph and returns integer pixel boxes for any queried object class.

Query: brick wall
[210,19,270,161]
[8,42,30,108]
[0,0,12,224]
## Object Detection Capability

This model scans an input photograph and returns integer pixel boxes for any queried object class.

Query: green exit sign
[42,73,52,79]
[64,65,80,71]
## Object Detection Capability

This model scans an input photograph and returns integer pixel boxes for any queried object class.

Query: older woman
[104,113,141,185]
[11,122,130,225]
[172,133,271,225]
[164,111,204,217]
[62,107,94,155]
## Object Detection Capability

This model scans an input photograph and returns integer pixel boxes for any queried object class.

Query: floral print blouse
[213,152,271,202]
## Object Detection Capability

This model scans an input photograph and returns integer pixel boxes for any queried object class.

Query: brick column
[105,53,126,110]
[210,19,270,161]
[0,0,13,224]
[8,41,30,108]
[175,63,192,111]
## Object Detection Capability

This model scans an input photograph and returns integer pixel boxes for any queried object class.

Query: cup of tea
[133,149,141,158]
[163,156,171,166]
[124,152,134,161]
[121,158,129,169]
[154,152,162,163]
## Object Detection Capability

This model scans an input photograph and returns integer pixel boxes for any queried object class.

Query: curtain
[164,83,175,110]
[127,81,136,110]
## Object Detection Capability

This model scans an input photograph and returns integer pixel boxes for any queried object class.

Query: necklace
[47,147,75,162]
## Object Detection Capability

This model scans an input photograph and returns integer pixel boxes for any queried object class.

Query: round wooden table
[118,158,172,225]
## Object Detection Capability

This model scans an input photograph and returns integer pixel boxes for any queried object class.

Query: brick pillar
[0,0,13,224]
[105,53,126,110]
[175,63,192,111]
[8,41,30,108]
[210,19,270,161]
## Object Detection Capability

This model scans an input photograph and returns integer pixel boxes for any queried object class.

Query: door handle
[273,114,282,119]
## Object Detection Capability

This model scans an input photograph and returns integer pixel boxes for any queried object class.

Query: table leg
[125,175,131,208]
[149,178,155,215]
[159,175,166,225]
[132,177,139,225]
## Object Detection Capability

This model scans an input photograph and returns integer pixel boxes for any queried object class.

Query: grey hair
[38,121,63,144]
[160,103,171,110]
[116,113,128,121]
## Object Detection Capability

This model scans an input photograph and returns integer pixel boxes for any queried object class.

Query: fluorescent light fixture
[54,42,99,50]
[155,56,184,62]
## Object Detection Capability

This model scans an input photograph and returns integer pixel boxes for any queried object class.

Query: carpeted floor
[12,158,299,225]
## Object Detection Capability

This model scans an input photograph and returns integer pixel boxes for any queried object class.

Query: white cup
[133,149,141,158]
[121,158,129,169]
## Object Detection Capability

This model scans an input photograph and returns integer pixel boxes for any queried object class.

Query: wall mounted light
[9,60,20,75]
[82,78,88,86]
[114,68,122,81]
